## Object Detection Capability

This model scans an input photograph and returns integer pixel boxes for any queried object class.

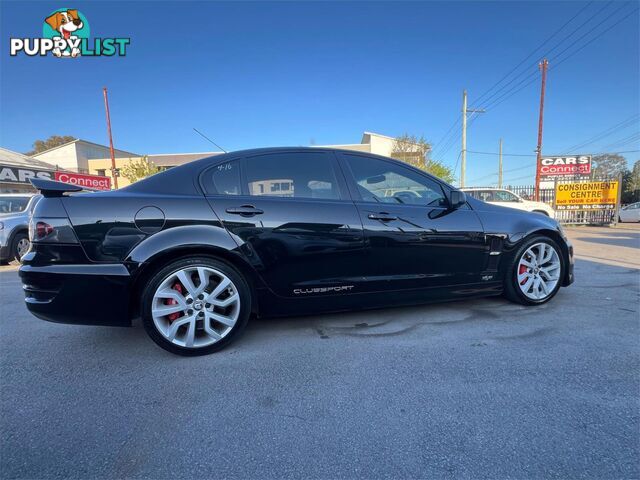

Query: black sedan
[20,148,574,356]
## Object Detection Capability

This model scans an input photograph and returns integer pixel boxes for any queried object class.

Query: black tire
[141,256,251,356]
[503,235,565,306]
[11,231,29,262]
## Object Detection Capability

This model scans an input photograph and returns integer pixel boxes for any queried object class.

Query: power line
[435,3,598,162]
[435,2,636,169]
[452,150,463,179]
[431,115,462,158]
[560,114,640,154]
[471,1,596,108]
[479,4,637,114]
[550,2,634,67]
[474,1,613,111]
[600,132,640,151]
[467,150,536,157]
[470,149,640,186]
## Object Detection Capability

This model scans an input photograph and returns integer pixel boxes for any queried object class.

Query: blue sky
[1,1,638,185]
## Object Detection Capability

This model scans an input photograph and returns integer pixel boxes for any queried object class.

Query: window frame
[495,189,520,202]
[199,150,352,203]
[338,152,453,209]
[199,159,243,196]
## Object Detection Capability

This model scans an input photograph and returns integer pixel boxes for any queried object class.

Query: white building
[33,139,140,174]
[320,131,406,157]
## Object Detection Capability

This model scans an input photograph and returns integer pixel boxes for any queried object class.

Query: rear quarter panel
[60,192,226,263]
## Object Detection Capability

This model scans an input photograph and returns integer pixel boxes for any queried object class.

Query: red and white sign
[55,171,111,190]
[538,155,592,178]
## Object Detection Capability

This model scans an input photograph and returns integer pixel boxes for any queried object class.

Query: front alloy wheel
[504,235,564,305]
[516,242,561,300]
[12,232,30,261]
[142,257,250,355]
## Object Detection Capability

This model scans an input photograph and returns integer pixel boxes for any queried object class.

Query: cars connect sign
[55,171,111,190]
[538,155,592,180]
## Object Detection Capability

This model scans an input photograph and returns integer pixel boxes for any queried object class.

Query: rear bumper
[19,263,132,326]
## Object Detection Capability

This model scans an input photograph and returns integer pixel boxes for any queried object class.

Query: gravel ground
[1,225,638,479]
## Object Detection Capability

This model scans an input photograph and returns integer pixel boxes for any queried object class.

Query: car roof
[0,193,34,197]
[123,146,456,196]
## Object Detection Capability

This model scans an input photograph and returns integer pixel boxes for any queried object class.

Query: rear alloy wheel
[504,236,564,305]
[142,257,251,355]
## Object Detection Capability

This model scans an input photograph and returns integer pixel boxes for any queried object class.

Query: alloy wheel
[517,242,561,301]
[151,266,240,349]
[16,238,30,259]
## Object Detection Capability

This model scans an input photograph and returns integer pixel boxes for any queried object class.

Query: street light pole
[534,59,549,201]
[460,89,485,188]
[102,87,118,189]
[498,138,503,188]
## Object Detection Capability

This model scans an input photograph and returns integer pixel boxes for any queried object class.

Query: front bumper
[563,241,574,286]
[0,230,9,261]
[19,262,132,327]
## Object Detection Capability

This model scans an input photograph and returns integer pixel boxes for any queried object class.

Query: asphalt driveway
[1,225,638,479]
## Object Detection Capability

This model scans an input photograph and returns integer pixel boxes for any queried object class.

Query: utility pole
[460,89,485,187]
[498,138,503,188]
[534,59,549,201]
[102,87,118,189]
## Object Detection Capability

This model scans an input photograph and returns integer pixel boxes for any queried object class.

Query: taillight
[29,218,78,244]
[35,222,54,240]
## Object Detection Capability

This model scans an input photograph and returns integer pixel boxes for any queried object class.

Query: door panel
[357,203,486,289]
[339,152,487,290]
[204,152,367,297]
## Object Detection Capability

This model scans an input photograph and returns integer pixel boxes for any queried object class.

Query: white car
[619,202,640,223]
[0,194,41,263]
[462,188,555,218]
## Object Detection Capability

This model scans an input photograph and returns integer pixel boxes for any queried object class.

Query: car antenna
[192,127,228,153]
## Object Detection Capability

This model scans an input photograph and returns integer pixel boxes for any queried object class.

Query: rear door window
[244,152,341,200]
[208,161,241,195]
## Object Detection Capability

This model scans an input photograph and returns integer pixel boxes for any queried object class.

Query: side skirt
[256,282,503,318]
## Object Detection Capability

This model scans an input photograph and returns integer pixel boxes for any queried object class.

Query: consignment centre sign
[555,181,619,211]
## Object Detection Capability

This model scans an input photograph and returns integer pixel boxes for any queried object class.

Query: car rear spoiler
[30,178,97,197]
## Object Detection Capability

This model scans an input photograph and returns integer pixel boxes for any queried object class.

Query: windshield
[0,196,30,214]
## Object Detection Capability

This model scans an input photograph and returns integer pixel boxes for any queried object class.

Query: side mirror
[449,190,467,209]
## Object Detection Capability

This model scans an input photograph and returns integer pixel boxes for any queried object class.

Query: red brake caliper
[518,264,528,285]
[165,282,184,322]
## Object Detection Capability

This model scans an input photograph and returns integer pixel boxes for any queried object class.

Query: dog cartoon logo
[9,8,129,58]
[43,8,89,57]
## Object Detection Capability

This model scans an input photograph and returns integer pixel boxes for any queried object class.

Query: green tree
[628,160,640,192]
[621,159,640,204]
[26,135,75,156]
[592,153,628,178]
[390,134,455,183]
[120,156,161,184]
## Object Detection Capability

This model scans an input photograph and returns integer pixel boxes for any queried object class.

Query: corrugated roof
[0,147,59,170]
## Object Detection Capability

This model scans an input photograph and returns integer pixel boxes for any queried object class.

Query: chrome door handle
[225,205,264,216]
[368,213,397,221]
